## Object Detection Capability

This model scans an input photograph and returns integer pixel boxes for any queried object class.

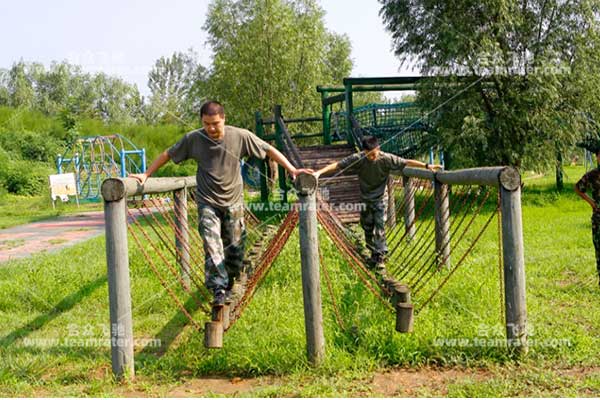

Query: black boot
[213,289,226,306]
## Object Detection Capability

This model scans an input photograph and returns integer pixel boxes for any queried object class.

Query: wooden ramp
[297,144,362,223]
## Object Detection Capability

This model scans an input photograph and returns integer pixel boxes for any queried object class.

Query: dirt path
[110,365,600,397]
[0,211,106,264]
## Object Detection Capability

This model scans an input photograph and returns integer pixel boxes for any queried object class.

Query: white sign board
[49,173,78,204]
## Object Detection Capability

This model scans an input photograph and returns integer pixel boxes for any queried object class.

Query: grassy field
[0,166,599,396]
[0,193,103,229]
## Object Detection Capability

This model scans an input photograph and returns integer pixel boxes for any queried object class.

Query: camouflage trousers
[592,213,600,280]
[198,203,246,294]
[360,197,388,260]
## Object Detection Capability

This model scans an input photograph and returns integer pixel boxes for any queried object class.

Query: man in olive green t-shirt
[131,101,313,304]
[315,136,441,269]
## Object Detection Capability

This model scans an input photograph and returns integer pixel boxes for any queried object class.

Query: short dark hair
[200,101,225,117]
[362,136,380,151]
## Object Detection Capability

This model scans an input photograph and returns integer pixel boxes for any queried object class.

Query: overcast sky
[0,0,417,97]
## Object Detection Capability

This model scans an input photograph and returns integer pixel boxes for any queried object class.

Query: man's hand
[291,168,314,179]
[129,173,149,185]
[427,164,443,172]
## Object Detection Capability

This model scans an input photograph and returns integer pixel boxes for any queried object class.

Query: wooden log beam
[102,176,197,201]
[401,166,520,189]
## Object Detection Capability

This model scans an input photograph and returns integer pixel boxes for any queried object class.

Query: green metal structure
[256,76,441,202]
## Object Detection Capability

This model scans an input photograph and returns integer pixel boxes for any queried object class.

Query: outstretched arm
[314,161,339,179]
[266,146,313,179]
[129,151,171,184]
[404,159,443,171]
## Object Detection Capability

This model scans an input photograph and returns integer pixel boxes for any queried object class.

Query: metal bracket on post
[295,173,325,366]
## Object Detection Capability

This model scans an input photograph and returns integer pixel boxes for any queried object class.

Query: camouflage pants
[360,197,388,260]
[592,213,600,280]
[198,203,246,294]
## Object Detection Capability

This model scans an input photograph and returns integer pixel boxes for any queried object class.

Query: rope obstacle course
[102,164,525,379]
[101,77,527,379]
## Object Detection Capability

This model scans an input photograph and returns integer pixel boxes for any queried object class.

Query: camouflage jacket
[576,167,600,212]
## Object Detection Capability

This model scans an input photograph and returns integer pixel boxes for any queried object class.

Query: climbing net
[332,103,433,158]
[124,188,297,334]
[314,173,505,333]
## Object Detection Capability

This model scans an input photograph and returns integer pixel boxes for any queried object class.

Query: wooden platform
[297,144,362,223]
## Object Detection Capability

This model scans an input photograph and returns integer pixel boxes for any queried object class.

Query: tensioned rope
[273,108,506,332]
[124,189,297,334]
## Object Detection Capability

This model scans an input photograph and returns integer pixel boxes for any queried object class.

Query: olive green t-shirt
[337,151,407,202]
[168,125,271,209]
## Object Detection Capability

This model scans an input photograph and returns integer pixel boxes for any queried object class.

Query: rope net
[315,175,503,323]
[334,103,433,158]
[385,177,501,312]
[123,189,293,334]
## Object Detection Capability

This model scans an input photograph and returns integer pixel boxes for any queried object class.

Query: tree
[379,0,600,170]
[0,69,10,106]
[7,61,35,108]
[147,49,208,124]
[92,73,143,124]
[203,0,353,130]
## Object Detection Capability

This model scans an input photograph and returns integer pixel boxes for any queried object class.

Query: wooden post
[295,173,325,366]
[204,321,223,348]
[102,179,134,379]
[403,176,415,240]
[391,282,411,306]
[500,169,528,355]
[434,179,451,268]
[212,303,231,331]
[174,187,190,287]
[395,302,414,333]
[387,178,396,228]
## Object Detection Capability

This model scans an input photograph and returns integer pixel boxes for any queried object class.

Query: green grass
[0,193,102,229]
[0,165,599,396]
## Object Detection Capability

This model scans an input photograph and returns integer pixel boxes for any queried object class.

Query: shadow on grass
[138,291,208,358]
[0,275,107,347]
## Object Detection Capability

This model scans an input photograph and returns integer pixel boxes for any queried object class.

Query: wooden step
[296,144,362,223]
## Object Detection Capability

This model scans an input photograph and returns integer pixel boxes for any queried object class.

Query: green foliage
[380,0,600,169]
[204,0,353,129]
[0,131,61,162]
[1,159,52,196]
[0,106,197,195]
[0,61,143,125]
[147,49,208,124]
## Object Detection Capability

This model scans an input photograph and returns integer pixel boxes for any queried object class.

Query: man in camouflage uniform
[575,138,600,286]
[197,203,246,298]
[315,136,442,269]
[131,101,312,304]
